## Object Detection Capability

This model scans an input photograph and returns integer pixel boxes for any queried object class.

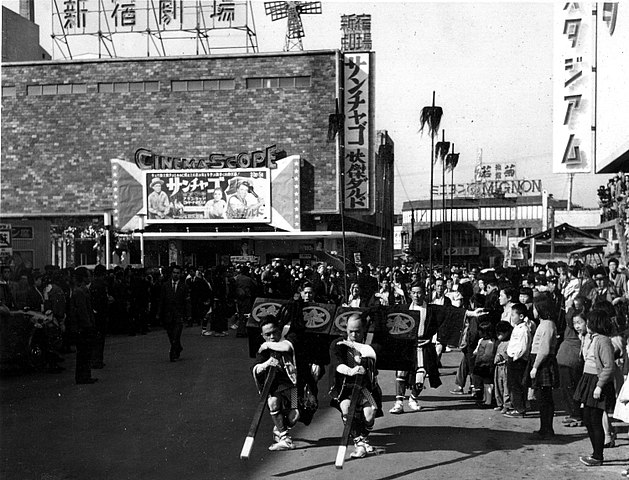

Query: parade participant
[329,313,379,459]
[68,267,98,384]
[574,309,616,466]
[253,316,299,451]
[431,278,451,306]
[562,264,582,311]
[344,283,369,308]
[390,284,485,413]
[147,177,170,219]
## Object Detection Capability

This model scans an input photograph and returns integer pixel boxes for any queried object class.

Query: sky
[2,0,612,212]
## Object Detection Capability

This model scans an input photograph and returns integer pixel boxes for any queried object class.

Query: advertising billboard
[143,169,271,224]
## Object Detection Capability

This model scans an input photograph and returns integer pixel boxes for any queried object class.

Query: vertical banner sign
[553,2,593,174]
[0,224,12,265]
[343,53,371,210]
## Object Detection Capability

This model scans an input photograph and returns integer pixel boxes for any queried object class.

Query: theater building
[1,48,394,269]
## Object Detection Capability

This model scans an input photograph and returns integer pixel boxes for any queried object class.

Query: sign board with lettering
[343,53,372,211]
[144,169,270,224]
[553,3,593,173]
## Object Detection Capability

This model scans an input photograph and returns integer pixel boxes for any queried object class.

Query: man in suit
[158,265,191,362]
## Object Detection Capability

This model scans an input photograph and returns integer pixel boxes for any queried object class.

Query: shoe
[272,426,281,443]
[201,330,213,336]
[268,437,294,451]
[493,406,503,411]
[562,416,578,424]
[350,445,367,458]
[450,388,465,395]
[621,466,629,477]
[408,396,422,412]
[604,438,616,448]
[355,436,374,454]
[566,420,583,427]
[531,430,555,440]
[213,332,228,337]
[579,456,602,467]
[503,410,525,418]
[76,378,98,384]
[389,401,404,414]
[230,324,239,330]
[500,407,510,414]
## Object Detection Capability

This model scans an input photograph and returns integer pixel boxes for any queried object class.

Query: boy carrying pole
[329,313,380,464]
[248,315,299,454]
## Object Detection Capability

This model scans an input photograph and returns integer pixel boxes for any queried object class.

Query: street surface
[1,327,626,480]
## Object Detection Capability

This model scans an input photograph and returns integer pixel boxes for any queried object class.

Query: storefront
[1,50,394,270]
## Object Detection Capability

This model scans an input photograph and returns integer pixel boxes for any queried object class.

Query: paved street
[1,327,627,480]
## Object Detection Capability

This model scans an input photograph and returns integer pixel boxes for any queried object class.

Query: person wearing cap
[591,271,618,305]
[148,177,171,219]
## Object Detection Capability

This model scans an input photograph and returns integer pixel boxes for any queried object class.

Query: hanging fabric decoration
[435,141,451,164]
[445,153,460,172]
[419,105,443,137]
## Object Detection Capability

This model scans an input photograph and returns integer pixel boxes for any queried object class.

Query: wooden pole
[429,91,435,277]
[240,365,278,460]
[335,375,363,469]
[441,130,446,270]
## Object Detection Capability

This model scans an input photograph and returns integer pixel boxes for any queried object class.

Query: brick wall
[1,51,339,214]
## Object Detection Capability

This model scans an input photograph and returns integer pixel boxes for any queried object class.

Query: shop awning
[132,230,383,241]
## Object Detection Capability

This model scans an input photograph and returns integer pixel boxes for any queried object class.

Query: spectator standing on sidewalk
[527,294,560,440]
[574,309,616,467]
[69,267,98,384]
[90,264,109,369]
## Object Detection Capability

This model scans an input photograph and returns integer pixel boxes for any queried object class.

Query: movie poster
[144,169,271,224]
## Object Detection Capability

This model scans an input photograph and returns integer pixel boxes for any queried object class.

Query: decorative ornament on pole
[419,91,443,274]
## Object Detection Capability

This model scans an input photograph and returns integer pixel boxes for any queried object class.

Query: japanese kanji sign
[473,163,517,182]
[143,169,271,224]
[53,0,244,34]
[343,53,372,211]
[553,2,593,173]
[340,14,372,51]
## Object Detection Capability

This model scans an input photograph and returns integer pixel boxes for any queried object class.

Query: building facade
[1,50,394,269]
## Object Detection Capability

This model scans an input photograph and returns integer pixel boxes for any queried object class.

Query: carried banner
[245,300,465,372]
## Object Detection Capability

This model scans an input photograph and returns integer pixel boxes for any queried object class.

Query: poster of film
[144,169,271,224]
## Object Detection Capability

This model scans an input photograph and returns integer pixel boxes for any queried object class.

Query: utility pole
[568,173,575,211]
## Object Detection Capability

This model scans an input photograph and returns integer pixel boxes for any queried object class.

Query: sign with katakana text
[143,169,270,224]
[343,53,372,211]
[552,2,593,173]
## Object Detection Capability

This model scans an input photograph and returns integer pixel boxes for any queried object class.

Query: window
[145,81,159,92]
[246,76,311,89]
[57,84,72,94]
[129,82,144,92]
[172,79,235,91]
[2,86,16,97]
[114,82,129,93]
[27,85,42,96]
[98,83,114,93]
